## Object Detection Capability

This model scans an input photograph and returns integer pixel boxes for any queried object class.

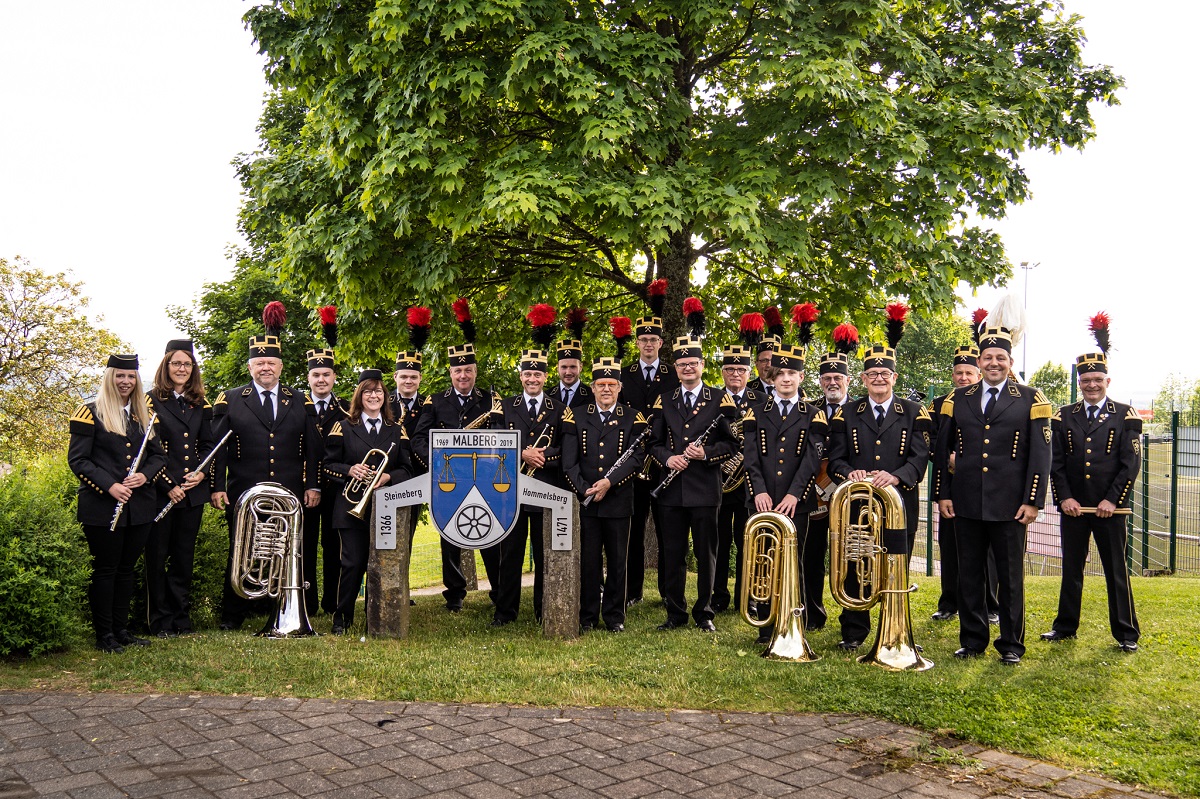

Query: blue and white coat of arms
[429,429,520,549]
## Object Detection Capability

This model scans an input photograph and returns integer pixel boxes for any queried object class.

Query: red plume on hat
[1089,311,1111,354]
[832,323,859,355]
[763,305,785,340]
[452,297,476,343]
[527,303,558,348]
[739,312,765,349]
[263,301,287,339]
[647,279,667,317]
[683,297,705,337]
[791,303,819,347]
[971,307,989,345]
[565,307,587,340]
[407,306,431,351]
[885,302,909,348]
[610,316,633,361]
[318,305,337,348]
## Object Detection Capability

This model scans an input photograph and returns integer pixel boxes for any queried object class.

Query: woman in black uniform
[67,354,167,653]
[144,339,215,637]
[322,370,412,634]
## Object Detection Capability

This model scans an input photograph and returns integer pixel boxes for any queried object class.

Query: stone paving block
[326,763,395,787]
[187,771,246,792]
[215,778,287,799]
[191,696,251,711]
[444,733,504,755]
[245,697,305,712]
[865,769,928,792]
[606,740,666,763]
[611,710,670,722]
[417,768,484,792]
[13,758,71,783]
[238,759,308,783]
[691,761,753,785]
[690,783,755,799]
[411,723,462,743]
[428,750,495,772]
[729,738,791,760]
[310,783,385,799]
[507,773,574,797]
[645,751,706,774]
[1054,777,1108,797]
[275,769,341,796]
[1026,762,1076,780]
[561,747,616,770]
[548,785,602,799]
[732,772,797,797]
[689,746,744,767]
[467,761,529,785]
[647,734,706,756]
[68,782,132,799]
[556,764,618,790]
[776,765,841,789]
[597,776,659,799]
[671,709,724,725]
[476,742,539,767]
[460,779,521,799]
[772,748,831,769]
[491,727,547,747]
[996,766,1054,787]
[516,753,579,778]
[527,737,581,757]
[821,775,893,799]
[642,768,707,793]
[368,774,431,799]
[121,775,198,798]
[399,737,456,759]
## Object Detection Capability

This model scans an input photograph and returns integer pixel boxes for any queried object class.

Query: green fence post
[1170,411,1180,573]
[926,460,935,576]
[1141,432,1150,572]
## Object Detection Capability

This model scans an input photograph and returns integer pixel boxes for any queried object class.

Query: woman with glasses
[144,340,216,637]
[321,370,412,634]
[68,354,167,653]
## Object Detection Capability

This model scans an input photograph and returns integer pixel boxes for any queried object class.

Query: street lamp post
[1020,261,1040,380]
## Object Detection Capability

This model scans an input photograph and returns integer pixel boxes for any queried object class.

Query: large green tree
[1029,360,1071,407]
[237,0,1119,355]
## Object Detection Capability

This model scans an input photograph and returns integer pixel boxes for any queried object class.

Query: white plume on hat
[985,294,1026,348]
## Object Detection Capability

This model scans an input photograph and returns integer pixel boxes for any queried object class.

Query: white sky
[2,1,1195,408]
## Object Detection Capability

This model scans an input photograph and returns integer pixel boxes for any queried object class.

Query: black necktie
[529,398,538,420]
[262,390,274,423]
[984,387,998,418]
[458,394,469,407]
[644,366,654,385]
[876,405,886,425]
[562,387,570,404]
[1087,405,1098,424]
[684,392,694,413]
[600,410,610,425]
[318,399,327,418]
[368,418,379,436]
[780,400,791,420]
[177,396,188,412]
[827,404,835,420]
[406,399,415,414]
[764,384,773,399]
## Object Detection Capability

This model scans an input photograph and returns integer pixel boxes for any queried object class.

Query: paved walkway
[0,692,1163,799]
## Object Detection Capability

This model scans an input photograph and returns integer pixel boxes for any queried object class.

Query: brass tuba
[739,511,818,662]
[828,480,932,671]
[345,442,396,520]
[231,483,316,639]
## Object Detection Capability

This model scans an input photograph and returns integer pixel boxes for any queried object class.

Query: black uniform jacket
[741,396,827,512]
[548,381,593,409]
[562,403,648,517]
[490,394,566,485]
[934,380,1052,521]
[827,395,932,526]
[391,392,427,449]
[1050,399,1142,509]
[621,361,680,415]
[928,393,949,455]
[308,393,349,491]
[210,383,321,503]
[411,386,498,471]
[147,391,216,510]
[720,388,762,501]
[321,417,413,531]
[648,385,739,506]
[68,400,168,527]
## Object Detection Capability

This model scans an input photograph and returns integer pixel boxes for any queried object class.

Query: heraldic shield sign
[430,430,520,549]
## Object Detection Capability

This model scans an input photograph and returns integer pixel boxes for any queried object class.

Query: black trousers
[935,515,1000,616]
[581,516,630,628]
[956,517,1027,657]
[803,513,829,629]
[660,503,719,625]
[495,509,544,623]
[302,491,340,614]
[1052,514,1139,642]
[839,523,916,644]
[332,526,368,629]
[144,503,204,634]
[714,493,747,612]
[627,478,661,601]
[84,522,150,641]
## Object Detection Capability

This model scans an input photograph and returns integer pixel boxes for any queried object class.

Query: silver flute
[109,413,159,531]
[582,428,650,507]
[153,430,233,522]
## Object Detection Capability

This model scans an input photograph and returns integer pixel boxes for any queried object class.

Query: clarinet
[649,415,724,499]
[582,428,650,507]
[109,413,159,531]
[153,431,233,522]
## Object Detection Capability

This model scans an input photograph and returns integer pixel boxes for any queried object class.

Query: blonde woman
[67,354,167,653]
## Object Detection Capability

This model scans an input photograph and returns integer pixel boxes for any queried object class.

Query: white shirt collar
[312,391,333,403]
[640,358,660,372]
[872,395,894,413]
[524,392,545,405]
[252,380,278,395]
[361,412,382,426]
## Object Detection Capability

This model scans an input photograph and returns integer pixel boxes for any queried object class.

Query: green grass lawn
[2,574,1197,797]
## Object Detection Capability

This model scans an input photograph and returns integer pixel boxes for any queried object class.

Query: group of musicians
[68,298,1142,662]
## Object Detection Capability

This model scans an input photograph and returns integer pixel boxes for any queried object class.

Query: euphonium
[345,442,396,520]
[739,511,818,662]
[231,482,316,639]
[828,480,932,671]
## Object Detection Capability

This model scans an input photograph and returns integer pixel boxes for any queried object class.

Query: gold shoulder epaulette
[831,405,845,422]
[635,411,648,425]
[213,391,228,406]
[917,406,931,422]
[742,407,756,423]
[328,422,343,437]
[940,396,954,417]
[1125,407,1140,421]
[720,393,736,408]
[1051,408,1062,422]
[1030,389,1052,420]
[652,396,663,410]
[70,405,94,425]
[812,408,827,425]
[561,407,575,424]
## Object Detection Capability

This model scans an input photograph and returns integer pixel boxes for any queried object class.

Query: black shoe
[115,630,150,647]
[331,625,347,635]
[155,630,177,639]
[987,613,1000,626]
[1040,630,1076,642]
[931,610,958,621]
[445,604,462,613]
[756,629,772,645]
[96,634,124,654]
[696,620,716,632]
[657,620,684,631]
[1118,640,1139,652]
[580,623,595,632]
[838,639,863,651]
[954,647,984,659]
[409,599,417,606]
[999,651,1021,666]
[175,628,194,637]
[806,623,825,632]
[489,618,512,628]
[606,624,625,633]
[219,618,242,631]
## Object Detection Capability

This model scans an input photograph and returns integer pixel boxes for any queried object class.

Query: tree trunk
[656,229,696,348]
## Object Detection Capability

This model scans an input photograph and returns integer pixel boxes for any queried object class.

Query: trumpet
[740,511,818,661]
[230,482,315,638]
[345,442,396,520]
[463,391,501,430]
[521,422,554,476]
[828,480,932,671]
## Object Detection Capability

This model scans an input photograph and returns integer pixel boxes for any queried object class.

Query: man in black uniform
[489,348,565,625]
[713,344,761,613]
[391,327,428,564]
[648,336,739,632]
[550,338,593,409]
[747,335,779,399]
[741,344,827,642]
[304,345,349,616]
[1044,324,1141,651]
[620,315,679,605]
[929,345,1000,624]
[562,357,648,632]
[210,332,322,630]
[827,341,932,650]
[411,342,501,612]
[935,326,1052,665]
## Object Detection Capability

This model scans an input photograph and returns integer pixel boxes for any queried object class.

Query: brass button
[777,471,783,476]
[985,424,991,430]
[983,453,988,459]
[1085,462,1090,467]
[984,439,990,444]
[600,442,605,447]
[270,433,275,438]
[684,424,690,429]
[184,444,190,449]
[270,471,275,477]
[875,455,881,461]
[599,455,605,460]
[1086,437,1092,442]
[270,446,275,451]
[1086,449,1092,454]
[778,459,784,464]
[184,432,189,438]
[126,442,132,448]
[982,466,989,473]
[1085,475,1091,480]
[126,455,132,460]
[876,440,882,446]
[270,459,275,464]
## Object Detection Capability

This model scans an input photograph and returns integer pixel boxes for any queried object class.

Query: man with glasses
[391,347,426,570]
[748,335,779,399]
[648,337,738,632]
[827,344,932,651]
